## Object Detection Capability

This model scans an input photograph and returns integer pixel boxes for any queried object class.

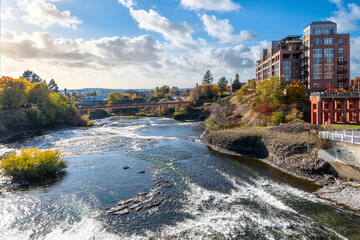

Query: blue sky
[1,0,360,89]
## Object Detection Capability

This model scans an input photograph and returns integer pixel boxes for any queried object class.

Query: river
[0,117,359,239]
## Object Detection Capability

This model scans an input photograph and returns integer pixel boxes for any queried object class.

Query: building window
[283,69,290,75]
[324,38,334,45]
[339,38,344,44]
[324,48,334,56]
[312,28,323,35]
[339,48,344,54]
[304,29,310,38]
[285,76,291,81]
[324,73,334,79]
[313,38,322,46]
[339,83,344,89]
[324,27,334,35]
[313,49,322,56]
[324,66,334,72]
[283,61,291,68]
[325,57,334,64]
[339,57,344,63]
[313,57,323,64]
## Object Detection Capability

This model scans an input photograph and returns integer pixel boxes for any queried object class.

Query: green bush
[271,112,286,126]
[0,147,67,181]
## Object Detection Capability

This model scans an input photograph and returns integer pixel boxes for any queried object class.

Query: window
[339,83,344,89]
[324,38,333,45]
[285,76,291,81]
[324,66,333,72]
[325,73,333,79]
[313,49,322,56]
[324,57,334,64]
[312,28,323,35]
[304,29,309,38]
[283,69,290,75]
[313,38,322,45]
[313,57,323,64]
[324,48,334,56]
[324,27,334,35]
[283,61,291,68]
[339,57,344,63]
[339,48,344,54]
[339,38,344,44]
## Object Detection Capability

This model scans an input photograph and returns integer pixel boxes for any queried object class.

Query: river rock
[123,166,129,169]
[138,170,145,173]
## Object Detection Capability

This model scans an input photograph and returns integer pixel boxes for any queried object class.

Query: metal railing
[319,130,360,144]
[310,92,360,98]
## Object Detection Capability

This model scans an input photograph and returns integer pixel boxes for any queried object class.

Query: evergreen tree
[202,70,214,84]
[21,70,42,83]
[218,77,228,93]
[48,79,59,93]
[232,78,242,92]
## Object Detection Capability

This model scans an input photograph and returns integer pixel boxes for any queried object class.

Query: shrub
[285,108,304,123]
[0,147,67,181]
[271,112,286,126]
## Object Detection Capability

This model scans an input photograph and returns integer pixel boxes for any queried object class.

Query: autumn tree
[286,80,306,104]
[0,77,33,109]
[218,77,228,93]
[48,79,59,93]
[108,92,123,105]
[353,77,360,89]
[28,82,51,105]
[202,70,214,84]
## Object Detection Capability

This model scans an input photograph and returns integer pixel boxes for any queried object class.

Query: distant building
[256,21,350,92]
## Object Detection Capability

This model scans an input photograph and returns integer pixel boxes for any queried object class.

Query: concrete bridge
[77,101,193,111]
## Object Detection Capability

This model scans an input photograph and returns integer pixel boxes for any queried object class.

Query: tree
[28,82,50,105]
[159,85,170,94]
[21,70,42,83]
[218,77,228,93]
[286,80,306,104]
[48,79,59,93]
[0,77,33,109]
[285,108,304,123]
[353,77,360,89]
[108,92,123,105]
[232,78,242,92]
[202,70,214,84]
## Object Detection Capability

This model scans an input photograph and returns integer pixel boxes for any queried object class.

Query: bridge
[77,101,193,111]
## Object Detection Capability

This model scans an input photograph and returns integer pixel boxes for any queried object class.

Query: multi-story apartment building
[256,21,350,92]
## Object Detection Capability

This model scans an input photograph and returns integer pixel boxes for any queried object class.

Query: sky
[1,0,360,90]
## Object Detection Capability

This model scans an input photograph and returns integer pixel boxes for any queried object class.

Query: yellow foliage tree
[108,92,123,105]
[0,77,34,109]
[286,80,306,104]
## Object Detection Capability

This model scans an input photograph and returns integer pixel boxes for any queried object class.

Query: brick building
[256,21,350,92]
[310,92,360,125]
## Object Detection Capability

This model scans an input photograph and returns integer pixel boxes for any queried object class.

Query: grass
[218,126,316,145]
[322,124,360,131]
[0,147,67,181]
[123,115,140,119]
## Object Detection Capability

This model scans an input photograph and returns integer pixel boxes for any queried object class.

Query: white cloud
[118,0,137,8]
[129,8,197,48]
[201,14,257,44]
[1,29,161,68]
[180,0,241,11]
[2,7,16,21]
[18,0,82,29]
[327,1,360,32]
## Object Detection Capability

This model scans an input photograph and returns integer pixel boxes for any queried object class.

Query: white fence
[319,130,360,144]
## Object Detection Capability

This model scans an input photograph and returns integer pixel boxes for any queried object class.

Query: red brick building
[310,92,360,125]
[256,21,350,92]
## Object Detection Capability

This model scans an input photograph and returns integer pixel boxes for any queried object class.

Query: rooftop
[306,21,336,28]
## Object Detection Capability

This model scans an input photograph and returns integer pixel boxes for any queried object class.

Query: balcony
[300,53,308,59]
[338,78,347,82]
[299,45,308,50]
[311,92,360,99]
[301,70,309,75]
[338,69,347,74]
[338,60,347,65]
[301,61,308,67]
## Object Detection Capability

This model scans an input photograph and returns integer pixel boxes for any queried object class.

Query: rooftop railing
[310,92,360,98]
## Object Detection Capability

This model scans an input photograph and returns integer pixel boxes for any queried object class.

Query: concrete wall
[319,142,360,168]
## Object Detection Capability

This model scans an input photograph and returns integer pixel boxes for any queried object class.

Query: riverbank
[206,123,360,211]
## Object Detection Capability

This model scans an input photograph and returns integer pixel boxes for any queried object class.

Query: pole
[195,83,199,101]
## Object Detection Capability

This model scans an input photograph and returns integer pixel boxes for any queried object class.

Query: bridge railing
[319,130,360,144]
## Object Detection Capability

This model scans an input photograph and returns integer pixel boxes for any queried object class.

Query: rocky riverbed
[206,123,360,211]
